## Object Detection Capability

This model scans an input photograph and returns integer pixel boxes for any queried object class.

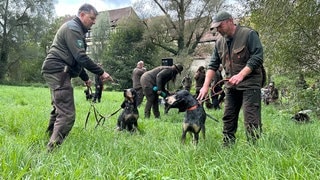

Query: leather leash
[198,79,229,104]
[84,102,122,129]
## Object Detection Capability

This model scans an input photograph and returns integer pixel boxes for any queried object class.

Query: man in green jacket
[132,60,146,107]
[140,64,183,119]
[197,11,264,146]
[41,4,113,152]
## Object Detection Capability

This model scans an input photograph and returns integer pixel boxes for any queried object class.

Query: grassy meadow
[1,85,320,179]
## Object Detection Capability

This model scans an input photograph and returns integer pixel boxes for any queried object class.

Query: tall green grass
[1,85,320,179]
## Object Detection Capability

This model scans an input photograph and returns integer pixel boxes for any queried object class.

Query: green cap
[211,11,232,29]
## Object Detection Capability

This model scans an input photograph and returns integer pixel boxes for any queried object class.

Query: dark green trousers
[43,72,75,148]
[142,87,160,118]
[222,88,262,144]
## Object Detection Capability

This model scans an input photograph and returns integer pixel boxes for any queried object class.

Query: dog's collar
[187,104,198,111]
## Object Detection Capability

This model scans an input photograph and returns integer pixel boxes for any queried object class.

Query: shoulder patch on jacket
[76,39,84,48]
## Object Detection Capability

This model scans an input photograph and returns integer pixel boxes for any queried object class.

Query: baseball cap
[210,11,232,29]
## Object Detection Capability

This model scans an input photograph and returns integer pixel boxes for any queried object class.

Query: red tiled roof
[199,31,220,43]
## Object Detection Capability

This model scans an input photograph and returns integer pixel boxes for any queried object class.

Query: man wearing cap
[197,11,264,146]
[140,64,183,119]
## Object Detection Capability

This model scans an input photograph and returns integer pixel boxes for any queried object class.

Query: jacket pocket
[232,46,249,64]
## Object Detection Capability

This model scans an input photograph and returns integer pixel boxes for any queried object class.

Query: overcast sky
[54,0,137,17]
[54,0,241,18]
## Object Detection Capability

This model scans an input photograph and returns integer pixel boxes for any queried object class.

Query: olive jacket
[208,26,264,90]
[41,17,104,81]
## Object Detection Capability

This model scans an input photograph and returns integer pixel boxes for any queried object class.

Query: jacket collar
[74,17,88,34]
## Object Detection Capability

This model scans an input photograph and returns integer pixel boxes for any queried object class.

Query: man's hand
[228,66,251,85]
[100,72,113,82]
[197,86,209,101]
[228,74,245,86]
[84,80,92,87]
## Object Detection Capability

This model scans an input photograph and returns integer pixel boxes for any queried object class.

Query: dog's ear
[123,89,127,97]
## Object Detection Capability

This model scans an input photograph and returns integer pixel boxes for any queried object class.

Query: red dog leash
[210,79,229,96]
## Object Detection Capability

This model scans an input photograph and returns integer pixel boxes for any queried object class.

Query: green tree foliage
[137,0,224,56]
[238,0,320,116]
[101,17,158,89]
[90,11,111,63]
[6,41,44,83]
[0,0,55,81]
[239,0,320,75]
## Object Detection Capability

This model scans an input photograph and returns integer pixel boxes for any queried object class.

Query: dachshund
[116,88,139,132]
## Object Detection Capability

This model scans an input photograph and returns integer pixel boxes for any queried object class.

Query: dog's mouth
[126,96,134,103]
[164,98,185,113]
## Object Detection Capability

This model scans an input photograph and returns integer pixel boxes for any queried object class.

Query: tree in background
[101,17,159,89]
[0,0,55,82]
[238,0,320,116]
[134,0,225,56]
[90,11,111,63]
[238,0,320,75]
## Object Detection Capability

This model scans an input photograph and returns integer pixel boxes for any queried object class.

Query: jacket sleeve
[65,29,104,76]
[156,69,172,91]
[246,30,263,70]
[79,68,89,82]
[207,46,221,71]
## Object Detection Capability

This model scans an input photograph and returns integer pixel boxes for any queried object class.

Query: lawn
[0,85,320,179]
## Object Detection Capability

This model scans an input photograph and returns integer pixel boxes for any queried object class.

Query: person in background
[41,4,113,152]
[93,63,104,103]
[197,11,264,146]
[211,65,225,109]
[181,73,192,91]
[194,66,211,108]
[311,79,320,90]
[132,60,147,106]
[296,73,308,89]
[140,64,183,119]
[265,82,279,105]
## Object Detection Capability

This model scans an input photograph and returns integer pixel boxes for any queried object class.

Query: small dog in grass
[165,90,206,144]
[84,87,93,101]
[116,88,139,132]
[291,109,312,123]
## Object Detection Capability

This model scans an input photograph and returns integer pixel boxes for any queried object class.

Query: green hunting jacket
[41,17,104,81]
[140,66,178,92]
[208,26,264,90]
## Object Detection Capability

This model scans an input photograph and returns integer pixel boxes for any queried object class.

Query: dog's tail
[206,113,219,122]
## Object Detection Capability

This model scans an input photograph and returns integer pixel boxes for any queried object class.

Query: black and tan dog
[116,88,139,132]
[291,109,312,123]
[84,87,93,101]
[165,90,206,144]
